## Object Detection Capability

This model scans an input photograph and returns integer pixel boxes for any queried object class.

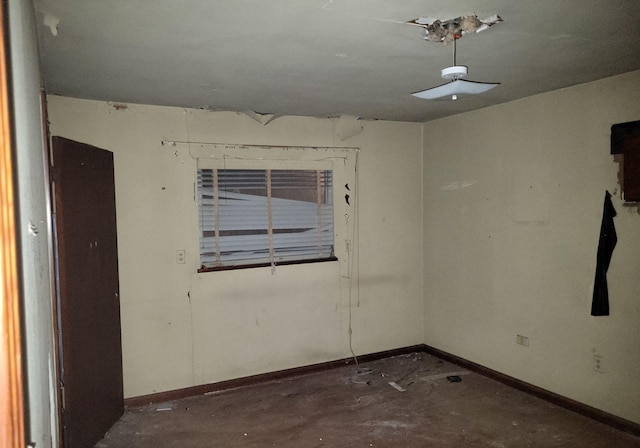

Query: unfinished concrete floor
[96,353,640,448]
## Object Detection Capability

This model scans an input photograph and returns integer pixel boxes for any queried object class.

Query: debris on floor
[388,381,406,392]
[420,371,470,382]
[95,353,640,448]
[350,367,373,385]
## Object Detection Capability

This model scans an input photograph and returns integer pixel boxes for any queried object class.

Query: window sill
[198,256,338,273]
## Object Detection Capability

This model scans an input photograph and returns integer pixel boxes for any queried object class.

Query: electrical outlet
[593,354,604,373]
[516,334,529,347]
[345,240,351,252]
[176,249,186,264]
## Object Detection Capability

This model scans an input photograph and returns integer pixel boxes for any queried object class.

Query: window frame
[197,167,337,272]
[192,143,358,275]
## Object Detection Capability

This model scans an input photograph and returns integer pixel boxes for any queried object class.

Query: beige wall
[47,70,640,424]
[423,70,640,424]
[47,97,424,397]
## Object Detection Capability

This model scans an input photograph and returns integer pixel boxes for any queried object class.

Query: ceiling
[34,0,640,123]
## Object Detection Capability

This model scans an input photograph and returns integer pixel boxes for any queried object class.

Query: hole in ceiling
[407,14,502,44]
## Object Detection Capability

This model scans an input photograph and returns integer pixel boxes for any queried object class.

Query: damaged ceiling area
[34,0,640,123]
[407,14,503,43]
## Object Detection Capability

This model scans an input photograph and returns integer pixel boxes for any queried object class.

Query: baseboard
[124,343,640,437]
[124,344,425,408]
[421,344,640,438]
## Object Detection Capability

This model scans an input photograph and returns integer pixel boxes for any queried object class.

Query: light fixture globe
[412,78,499,100]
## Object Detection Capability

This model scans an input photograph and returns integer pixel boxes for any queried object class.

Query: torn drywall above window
[242,110,282,126]
[334,115,364,141]
[407,14,502,43]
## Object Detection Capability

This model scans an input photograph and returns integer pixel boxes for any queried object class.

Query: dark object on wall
[611,120,640,202]
[591,191,617,316]
[446,375,462,383]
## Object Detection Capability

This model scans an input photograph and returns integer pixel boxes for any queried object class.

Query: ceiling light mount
[441,65,467,80]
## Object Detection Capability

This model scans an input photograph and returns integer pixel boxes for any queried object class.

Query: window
[197,168,335,270]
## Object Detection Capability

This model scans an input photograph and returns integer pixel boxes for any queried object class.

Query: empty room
[2,1,640,447]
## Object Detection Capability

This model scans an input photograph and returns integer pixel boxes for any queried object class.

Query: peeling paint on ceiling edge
[335,115,364,141]
[242,110,282,126]
[43,13,60,36]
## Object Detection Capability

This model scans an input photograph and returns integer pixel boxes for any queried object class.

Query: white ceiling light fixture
[412,37,500,101]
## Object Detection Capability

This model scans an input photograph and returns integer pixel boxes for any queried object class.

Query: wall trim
[125,343,640,437]
[421,345,640,438]
[124,345,424,408]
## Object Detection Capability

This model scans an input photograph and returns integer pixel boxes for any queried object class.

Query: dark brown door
[52,137,123,448]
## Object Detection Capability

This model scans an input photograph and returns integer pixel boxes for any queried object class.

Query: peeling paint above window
[407,14,502,43]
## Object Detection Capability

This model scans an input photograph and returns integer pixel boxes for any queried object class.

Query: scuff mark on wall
[513,220,549,227]
[108,102,128,111]
[440,180,477,191]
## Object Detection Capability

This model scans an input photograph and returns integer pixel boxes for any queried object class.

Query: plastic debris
[420,371,470,382]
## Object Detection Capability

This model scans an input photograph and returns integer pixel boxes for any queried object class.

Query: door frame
[0,1,26,446]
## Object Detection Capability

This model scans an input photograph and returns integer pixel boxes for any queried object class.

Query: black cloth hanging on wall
[591,191,617,316]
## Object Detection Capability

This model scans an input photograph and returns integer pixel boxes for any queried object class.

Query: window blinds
[198,169,334,268]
